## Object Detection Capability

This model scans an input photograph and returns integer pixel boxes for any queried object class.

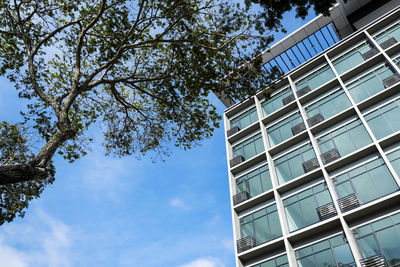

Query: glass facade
[394,54,400,68]
[375,21,400,46]
[332,41,373,74]
[305,88,351,123]
[233,133,264,160]
[253,254,289,267]
[231,107,258,130]
[365,99,400,140]
[295,65,335,92]
[225,10,400,267]
[333,157,399,205]
[354,212,400,266]
[283,182,334,232]
[346,64,396,103]
[387,148,400,176]
[295,234,355,267]
[267,112,304,147]
[240,204,282,245]
[317,119,372,159]
[262,87,293,115]
[274,143,318,185]
[236,165,272,198]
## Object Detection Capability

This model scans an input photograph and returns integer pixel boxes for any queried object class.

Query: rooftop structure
[222,1,400,266]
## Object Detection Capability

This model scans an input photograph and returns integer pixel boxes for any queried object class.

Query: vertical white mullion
[224,113,243,267]
[288,73,363,267]
[324,45,400,264]
[324,49,400,188]
[365,30,400,75]
[254,95,296,266]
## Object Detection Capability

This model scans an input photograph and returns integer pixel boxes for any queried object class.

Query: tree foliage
[0,0,335,224]
[246,0,338,32]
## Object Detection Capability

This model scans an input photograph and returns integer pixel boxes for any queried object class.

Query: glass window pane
[333,42,371,74]
[262,87,293,115]
[233,134,264,160]
[375,227,400,263]
[333,244,356,265]
[240,205,282,245]
[284,182,333,232]
[298,255,315,267]
[347,65,393,103]
[314,249,336,267]
[296,65,335,92]
[275,143,317,184]
[296,234,354,267]
[231,107,258,130]
[358,235,380,258]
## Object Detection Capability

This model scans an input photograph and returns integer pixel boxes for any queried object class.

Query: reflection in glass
[296,234,355,267]
[267,112,304,147]
[346,65,395,103]
[375,22,400,46]
[365,99,400,140]
[296,65,335,92]
[240,204,282,245]
[334,157,399,206]
[233,133,264,160]
[262,87,293,115]
[255,254,289,267]
[317,119,371,158]
[332,41,373,74]
[274,143,317,185]
[236,165,272,198]
[230,107,258,130]
[283,182,334,232]
[354,212,400,266]
[305,88,351,122]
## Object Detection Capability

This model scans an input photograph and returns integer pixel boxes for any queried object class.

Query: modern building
[222,1,400,266]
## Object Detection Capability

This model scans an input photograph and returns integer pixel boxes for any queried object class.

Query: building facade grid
[224,6,400,267]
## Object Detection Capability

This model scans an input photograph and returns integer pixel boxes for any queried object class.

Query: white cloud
[76,151,131,201]
[0,209,74,267]
[170,197,191,210]
[0,238,27,267]
[179,257,226,267]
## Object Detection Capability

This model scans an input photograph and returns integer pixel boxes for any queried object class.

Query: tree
[246,0,338,32]
[0,0,335,224]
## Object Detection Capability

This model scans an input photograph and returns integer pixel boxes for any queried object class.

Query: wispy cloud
[0,209,74,267]
[221,238,234,251]
[72,150,132,202]
[0,237,27,267]
[170,197,191,210]
[179,257,226,267]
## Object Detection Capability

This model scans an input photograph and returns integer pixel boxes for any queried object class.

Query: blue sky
[0,8,316,267]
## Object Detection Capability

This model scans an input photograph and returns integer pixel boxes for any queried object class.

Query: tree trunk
[0,164,47,185]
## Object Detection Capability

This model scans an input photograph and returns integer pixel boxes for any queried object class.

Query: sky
[0,7,317,267]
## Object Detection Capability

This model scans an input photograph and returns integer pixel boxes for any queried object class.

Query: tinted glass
[274,143,318,184]
[365,99,400,140]
[347,65,395,103]
[305,88,351,122]
[334,158,398,205]
[332,42,372,74]
[262,87,293,115]
[317,120,371,159]
[240,204,283,245]
[296,65,335,92]
[231,107,258,130]
[233,133,264,160]
[284,182,334,232]
[236,165,272,197]
[267,112,304,147]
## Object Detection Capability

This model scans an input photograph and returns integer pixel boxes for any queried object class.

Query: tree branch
[0,164,47,185]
